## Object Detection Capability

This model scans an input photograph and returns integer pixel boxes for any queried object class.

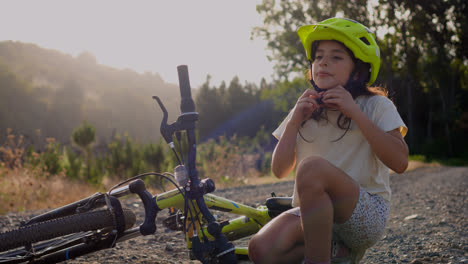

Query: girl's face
[312,40,355,89]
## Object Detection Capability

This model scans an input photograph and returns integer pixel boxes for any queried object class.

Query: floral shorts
[285,186,390,250]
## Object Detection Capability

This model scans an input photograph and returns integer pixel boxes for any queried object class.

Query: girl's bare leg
[296,156,359,262]
[248,212,305,264]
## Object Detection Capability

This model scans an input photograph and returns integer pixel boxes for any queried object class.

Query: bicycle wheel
[0,208,136,252]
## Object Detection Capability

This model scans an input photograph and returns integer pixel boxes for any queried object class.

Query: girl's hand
[321,85,360,118]
[289,89,321,127]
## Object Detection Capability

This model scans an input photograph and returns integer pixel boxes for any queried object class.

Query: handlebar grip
[129,179,159,235]
[177,65,196,113]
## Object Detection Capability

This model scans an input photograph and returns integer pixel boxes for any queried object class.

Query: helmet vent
[359,37,370,46]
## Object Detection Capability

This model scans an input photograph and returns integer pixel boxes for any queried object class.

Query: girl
[248,18,409,264]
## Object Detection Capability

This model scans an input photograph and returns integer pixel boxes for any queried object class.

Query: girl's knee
[249,214,304,263]
[296,156,328,175]
[248,235,268,263]
[296,156,328,194]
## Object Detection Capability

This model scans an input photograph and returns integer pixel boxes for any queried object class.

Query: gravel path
[0,166,467,263]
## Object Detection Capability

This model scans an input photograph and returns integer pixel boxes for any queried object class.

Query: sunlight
[0,0,273,87]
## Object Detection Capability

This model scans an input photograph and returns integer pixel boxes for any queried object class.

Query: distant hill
[0,41,184,149]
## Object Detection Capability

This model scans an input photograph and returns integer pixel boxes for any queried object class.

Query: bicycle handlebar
[152,65,236,263]
[128,180,159,235]
[177,65,196,113]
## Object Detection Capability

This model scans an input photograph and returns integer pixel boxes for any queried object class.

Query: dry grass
[0,168,96,215]
[0,129,25,170]
[197,138,266,188]
[405,160,441,171]
[0,153,435,215]
[389,160,441,175]
[0,129,99,214]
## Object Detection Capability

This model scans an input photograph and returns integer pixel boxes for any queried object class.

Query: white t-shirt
[272,95,407,206]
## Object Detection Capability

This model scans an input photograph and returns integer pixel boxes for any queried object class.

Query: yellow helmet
[297,17,380,85]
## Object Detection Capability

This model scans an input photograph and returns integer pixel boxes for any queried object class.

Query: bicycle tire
[0,208,136,252]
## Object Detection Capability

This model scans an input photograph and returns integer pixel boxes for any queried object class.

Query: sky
[0,1,275,88]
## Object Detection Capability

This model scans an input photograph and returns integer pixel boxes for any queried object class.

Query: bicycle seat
[265,197,293,218]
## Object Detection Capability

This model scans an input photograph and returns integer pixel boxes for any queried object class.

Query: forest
[1,0,467,189]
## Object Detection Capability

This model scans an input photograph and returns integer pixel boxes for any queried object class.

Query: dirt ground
[0,164,467,263]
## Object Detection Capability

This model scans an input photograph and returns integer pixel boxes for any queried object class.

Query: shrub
[42,138,62,175]
[143,140,165,172]
[62,146,83,180]
[0,128,25,170]
[72,121,96,180]
[88,156,106,186]
[197,135,261,186]
[25,137,63,177]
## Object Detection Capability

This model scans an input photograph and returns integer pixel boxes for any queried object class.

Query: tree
[196,76,265,140]
[0,62,48,147]
[253,0,468,158]
[381,0,468,156]
[225,76,255,117]
[72,120,96,179]
[195,75,226,140]
[77,51,97,65]
[46,79,84,144]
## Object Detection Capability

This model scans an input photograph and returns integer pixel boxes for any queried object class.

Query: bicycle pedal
[168,206,177,215]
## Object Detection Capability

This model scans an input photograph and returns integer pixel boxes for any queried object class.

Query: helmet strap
[344,71,356,90]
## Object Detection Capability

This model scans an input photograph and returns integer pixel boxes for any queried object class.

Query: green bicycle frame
[154,187,272,254]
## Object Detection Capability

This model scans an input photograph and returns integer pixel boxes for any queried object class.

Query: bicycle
[0,65,293,264]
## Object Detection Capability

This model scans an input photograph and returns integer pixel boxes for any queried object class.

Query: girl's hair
[301,40,387,142]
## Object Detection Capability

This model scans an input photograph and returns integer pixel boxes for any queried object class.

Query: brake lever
[152,96,167,119]
[152,96,173,144]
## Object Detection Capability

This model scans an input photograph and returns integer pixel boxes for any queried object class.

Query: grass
[409,154,468,167]
[0,159,451,215]
[0,129,461,216]
[0,167,276,215]
[0,168,95,215]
